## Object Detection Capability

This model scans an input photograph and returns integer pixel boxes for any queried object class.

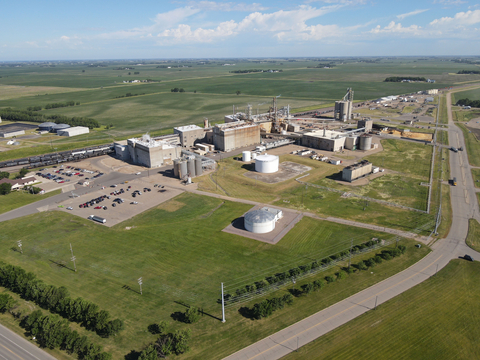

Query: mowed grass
[466,218,480,252]
[0,192,405,359]
[472,169,480,188]
[365,139,432,180]
[0,189,61,214]
[282,259,480,360]
[452,109,480,122]
[458,123,480,167]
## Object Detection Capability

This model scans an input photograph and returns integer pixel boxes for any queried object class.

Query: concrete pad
[243,161,311,184]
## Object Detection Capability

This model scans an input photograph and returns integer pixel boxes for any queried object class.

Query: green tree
[184,306,200,324]
[236,90,241,95]
[0,183,12,195]
[179,88,185,92]
[139,344,158,360]
[0,171,9,180]
[0,293,16,313]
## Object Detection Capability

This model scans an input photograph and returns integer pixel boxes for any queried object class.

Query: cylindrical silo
[359,134,372,151]
[242,151,251,162]
[195,158,203,176]
[179,160,188,178]
[174,160,181,178]
[244,210,276,234]
[251,152,257,160]
[187,158,196,177]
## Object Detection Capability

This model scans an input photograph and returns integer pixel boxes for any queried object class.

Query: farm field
[0,192,390,358]
[458,123,480,167]
[0,191,430,359]
[0,189,61,214]
[451,87,480,103]
[282,259,480,360]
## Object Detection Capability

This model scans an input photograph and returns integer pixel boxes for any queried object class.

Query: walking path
[223,90,480,360]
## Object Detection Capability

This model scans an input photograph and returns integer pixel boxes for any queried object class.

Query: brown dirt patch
[157,200,185,212]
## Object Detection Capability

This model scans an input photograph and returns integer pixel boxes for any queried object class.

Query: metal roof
[53,123,70,130]
[244,209,276,224]
[39,122,56,127]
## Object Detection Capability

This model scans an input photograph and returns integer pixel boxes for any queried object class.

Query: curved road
[223,90,480,360]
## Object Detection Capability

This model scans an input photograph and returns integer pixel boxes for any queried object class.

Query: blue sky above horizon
[1,0,479,61]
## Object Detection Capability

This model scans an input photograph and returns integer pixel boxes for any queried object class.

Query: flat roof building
[301,129,346,152]
[127,134,181,168]
[213,121,260,152]
[342,160,372,182]
[57,126,90,137]
[174,125,205,147]
[0,130,25,138]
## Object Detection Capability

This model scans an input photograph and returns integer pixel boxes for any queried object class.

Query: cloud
[430,10,480,26]
[433,0,467,5]
[370,21,422,35]
[305,0,367,4]
[187,1,267,11]
[397,9,429,20]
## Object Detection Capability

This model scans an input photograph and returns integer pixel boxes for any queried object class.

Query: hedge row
[456,98,480,108]
[250,293,293,319]
[0,263,123,337]
[0,108,99,129]
[22,310,111,359]
[225,239,383,303]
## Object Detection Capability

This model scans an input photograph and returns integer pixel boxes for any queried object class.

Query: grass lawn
[457,123,480,167]
[364,139,432,179]
[282,259,480,360]
[0,192,425,359]
[0,189,61,214]
[452,109,480,122]
[466,218,480,252]
[472,169,480,188]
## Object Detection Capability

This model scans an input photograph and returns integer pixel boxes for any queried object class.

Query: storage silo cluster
[174,156,203,179]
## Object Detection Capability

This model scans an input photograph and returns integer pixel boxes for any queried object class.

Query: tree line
[26,101,80,111]
[243,245,407,320]
[224,239,383,303]
[384,77,427,82]
[0,108,100,129]
[456,98,480,108]
[138,324,191,360]
[229,69,283,73]
[22,310,111,359]
[457,70,480,75]
[0,263,124,337]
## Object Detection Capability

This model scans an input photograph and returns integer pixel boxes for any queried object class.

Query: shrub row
[384,76,427,82]
[456,98,480,108]
[0,263,123,337]
[457,70,480,75]
[45,101,79,109]
[22,310,111,359]
[250,293,293,319]
[0,108,99,129]
[115,92,145,98]
[225,239,382,303]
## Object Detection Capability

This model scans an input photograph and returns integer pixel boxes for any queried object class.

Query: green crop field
[452,87,480,102]
[0,192,430,359]
[0,189,61,214]
[282,259,480,360]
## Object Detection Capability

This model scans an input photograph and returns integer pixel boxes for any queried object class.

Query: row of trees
[0,108,100,129]
[22,310,111,359]
[45,101,79,109]
[0,263,124,337]
[115,92,146,98]
[250,293,293,319]
[225,239,382,302]
[170,88,185,92]
[457,70,480,75]
[384,76,427,82]
[456,98,480,108]
[139,323,191,360]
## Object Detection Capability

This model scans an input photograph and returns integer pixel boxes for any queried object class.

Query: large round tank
[242,151,251,162]
[359,134,372,151]
[255,154,279,173]
[173,159,180,178]
[38,122,56,131]
[195,158,203,176]
[179,160,188,178]
[187,158,196,177]
[52,123,70,133]
[244,209,276,234]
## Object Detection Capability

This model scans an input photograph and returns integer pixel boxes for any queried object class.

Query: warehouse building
[127,134,181,168]
[174,125,205,147]
[0,130,25,138]
[213,121,260,152]
[301,129,346,152]
[57,126,90,137]
[342,160,372,182]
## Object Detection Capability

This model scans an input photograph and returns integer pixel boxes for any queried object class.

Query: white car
[135,172,141,175]
[66,207,73,210]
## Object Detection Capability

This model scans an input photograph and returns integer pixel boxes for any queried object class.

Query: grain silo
[179,160,188,178]
[195,157,203,176]
[359,134,372,151]
[187,157,196,177]
[255,154,279,173]
[173,159,180,178]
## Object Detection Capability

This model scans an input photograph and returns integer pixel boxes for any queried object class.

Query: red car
[94,206,102,209]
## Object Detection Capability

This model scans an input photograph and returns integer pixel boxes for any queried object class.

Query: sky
[1,0,479,61]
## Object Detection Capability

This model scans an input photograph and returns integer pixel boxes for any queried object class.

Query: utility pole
[17,240,23,254]
[138,277,143,295]
[221,283,226,323]
[70,243,77,272]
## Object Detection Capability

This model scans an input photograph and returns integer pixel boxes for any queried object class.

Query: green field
[282,259,480,360]
[0,192,427,359]
[0,189,61,214]
[466,218,480,252]
[458,123,480,167]
[452,87,480,102]
[452,109,480,122]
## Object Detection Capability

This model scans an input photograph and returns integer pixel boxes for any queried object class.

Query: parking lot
[56,178,183,227]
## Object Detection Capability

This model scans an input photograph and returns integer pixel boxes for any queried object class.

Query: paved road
[223,90,480,360]
[0,323,57,360]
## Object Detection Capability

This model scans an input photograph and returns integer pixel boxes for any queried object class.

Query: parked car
[464,254,474,262]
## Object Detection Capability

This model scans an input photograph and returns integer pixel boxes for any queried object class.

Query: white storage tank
[244,209,276,234]
[359,134,372,151]
[251,152,257,160]
[255,154,279,173]
[242,151,251,162]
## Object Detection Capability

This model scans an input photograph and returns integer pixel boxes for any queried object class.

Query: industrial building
[358,134,373,150]
[244,207,283,234]
[255,154,279,173]
[38,122,57,132]
[57,126,90,137]
[173,150,216,180]
[334,88,354,122]
[174,125,206,147]
[126,134,182,168]
[1,130,25,138]
[342,160,373,182]
[213,121,260,152]
[302,129,346,152]
[357,119,373,133]
[52,124,70,133]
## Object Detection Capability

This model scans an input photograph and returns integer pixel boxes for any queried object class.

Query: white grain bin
[244,209,276,234]
[242,151,251,162]
[255,154,279,173]
[251,152,257,160]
